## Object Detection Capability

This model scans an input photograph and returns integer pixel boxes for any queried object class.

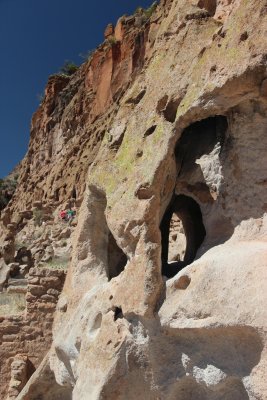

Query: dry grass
[0,293,26,315]
[41,257,69,271]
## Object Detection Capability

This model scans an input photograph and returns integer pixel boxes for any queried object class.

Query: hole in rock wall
[54,188,60,202]
[161,195,206,279]
[87,186,128,281]
[163,98,182,123]
[176,116,228,172]
[113,307,123,321]
[197,0,217,16]
[107,231,128,280]
[71,187,77,199]
[144,125,157,137]
[161,115,228,279]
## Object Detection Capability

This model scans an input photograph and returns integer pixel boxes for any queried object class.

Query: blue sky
[0,0,154,177]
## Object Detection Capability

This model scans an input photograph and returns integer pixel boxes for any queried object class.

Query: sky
[0,0,154,178]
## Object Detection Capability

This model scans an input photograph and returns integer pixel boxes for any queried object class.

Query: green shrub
[135,6,143,14]
[144,2,158,18]
[135,2,158,21]
[59,61,79,76]
[106,36,118,47]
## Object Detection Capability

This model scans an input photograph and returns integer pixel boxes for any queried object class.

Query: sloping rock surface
[1,0,267,399]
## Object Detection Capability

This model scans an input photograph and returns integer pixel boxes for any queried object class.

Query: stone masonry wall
[0,267,66,400]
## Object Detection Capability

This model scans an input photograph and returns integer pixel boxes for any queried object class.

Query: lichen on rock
[1,0,267,399]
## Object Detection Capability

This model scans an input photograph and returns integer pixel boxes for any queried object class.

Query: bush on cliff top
[135,1,158,20]
[59,61,79,76]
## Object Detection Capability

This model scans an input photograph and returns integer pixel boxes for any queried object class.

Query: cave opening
[160,115,228,279]
[71,186,77,200]
[161,195,206,279]
[197,0,217,16]
[175,115,228,168]
[86,185,128,282]
[107,230,128,281]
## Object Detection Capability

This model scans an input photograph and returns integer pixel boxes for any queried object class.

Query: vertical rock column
[7,356,28,400]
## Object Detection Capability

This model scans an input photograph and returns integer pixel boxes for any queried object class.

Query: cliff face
[1,0,267,399]
[7,10,153,213]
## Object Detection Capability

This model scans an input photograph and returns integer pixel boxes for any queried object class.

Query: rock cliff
[1,0,267,399]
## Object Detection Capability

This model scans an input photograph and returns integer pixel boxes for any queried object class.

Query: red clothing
[60,210,67,219]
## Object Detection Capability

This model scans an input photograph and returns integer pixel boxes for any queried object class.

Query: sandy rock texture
[2,0,267,399]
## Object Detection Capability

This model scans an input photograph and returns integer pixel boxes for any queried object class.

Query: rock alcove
[161,115,228,279]
[107,231,127,280]
[88,186,128,281]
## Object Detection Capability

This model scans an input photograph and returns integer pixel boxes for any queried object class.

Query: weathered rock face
[5,9,152,217]
[2,0,267,399]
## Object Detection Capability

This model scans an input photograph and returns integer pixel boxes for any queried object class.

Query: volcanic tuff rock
[1,0,267,399]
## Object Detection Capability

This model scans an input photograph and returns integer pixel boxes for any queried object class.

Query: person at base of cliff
[67,209,75,224]
[60,210,67,221]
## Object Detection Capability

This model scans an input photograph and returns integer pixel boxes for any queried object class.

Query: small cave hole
[197,0,217,16]
[176,115,228,160]
[113,306,123,321]
[126,89,146,105]
[107,231,128,281]
[156,95,169,114]
[163,98,182,123]
[156,96,182,123]
[240,31,248,42]
[54,188,60,202]
[144,125,157,137]
[161,195,206,279]
[71,187,77,199]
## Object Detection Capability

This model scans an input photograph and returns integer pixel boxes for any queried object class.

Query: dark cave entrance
[175,116,228,171]
[160,115,228,279]
[161,195,206,279]
[71,186,77,200]
[107,231,128,281]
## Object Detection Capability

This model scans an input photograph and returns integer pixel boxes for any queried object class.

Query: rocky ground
[1,0,267,399]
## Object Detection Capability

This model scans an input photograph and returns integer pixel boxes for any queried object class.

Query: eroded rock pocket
[107,231,127,280]
[87,186,128,281]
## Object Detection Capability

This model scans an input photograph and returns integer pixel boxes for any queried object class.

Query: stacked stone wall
[0,267,65,400]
